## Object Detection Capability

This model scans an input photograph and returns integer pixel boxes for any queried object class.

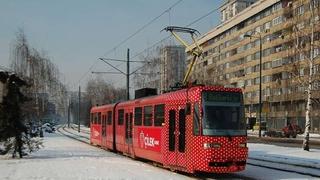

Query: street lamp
[244,32,262,138]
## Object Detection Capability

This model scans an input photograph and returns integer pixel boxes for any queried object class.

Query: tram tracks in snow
[57,125,320,178]
[247,158,320,178]
[56,124,90,144]
[70,125,90,134]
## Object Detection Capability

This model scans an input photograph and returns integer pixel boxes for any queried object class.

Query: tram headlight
[203,142,221,149]
[239,143,247,148]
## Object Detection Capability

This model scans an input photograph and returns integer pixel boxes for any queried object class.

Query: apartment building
[134,45,186,94]
[188,0,320,132]
[160,46,186,93]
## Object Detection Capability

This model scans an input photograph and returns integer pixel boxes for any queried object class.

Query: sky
[0,0,224,91]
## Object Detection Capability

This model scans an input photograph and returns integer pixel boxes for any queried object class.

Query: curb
[248,136,320,146]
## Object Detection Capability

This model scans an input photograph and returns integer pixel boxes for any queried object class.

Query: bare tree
[85,77,126,106]
[10,29,68,126]
[289,0,320,151]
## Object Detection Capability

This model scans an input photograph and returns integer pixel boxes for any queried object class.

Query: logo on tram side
[138,128,161,152]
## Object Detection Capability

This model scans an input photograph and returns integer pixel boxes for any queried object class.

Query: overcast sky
[0,0,223,90]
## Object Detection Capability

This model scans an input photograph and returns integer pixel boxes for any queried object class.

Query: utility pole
[78,86,80,133]
[127,49,130,100]
[67,98,70,128]
[94,48,150,101]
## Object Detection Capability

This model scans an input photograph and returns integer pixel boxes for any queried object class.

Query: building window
[264,9,271,17]
[264,88,271,96]
[245,66,253,74]
[255,26,262,33]
[246,79,253,86]
[254,77,260,85]
[296,5,304,15]
[237,80,245,88]
[272,59,282,68]
[273,2,282,12]
[272,16,283,26]
[262,75,272,83]
[254,51,260,60]
[263,62,272,70]
[264,21,271,31]
[273,88,281,96]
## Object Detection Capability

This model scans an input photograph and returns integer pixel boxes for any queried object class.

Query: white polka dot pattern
[90,86,248,173]
[161,86,247,173]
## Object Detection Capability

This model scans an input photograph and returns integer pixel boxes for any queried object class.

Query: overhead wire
[73,0,184,89]
[75,1,221,89]
[102,0,184,57]
[130,6,221,61]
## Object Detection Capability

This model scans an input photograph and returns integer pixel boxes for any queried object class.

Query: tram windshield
[202,91,246,136]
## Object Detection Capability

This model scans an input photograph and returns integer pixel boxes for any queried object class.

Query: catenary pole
[127,48,130,100]
[78,86,81,133]
[68,98,70,128]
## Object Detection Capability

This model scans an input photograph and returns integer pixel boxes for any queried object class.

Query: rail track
[56,124,90,144]
[57,125,320,179]
[69,124,90,134]
[247,158,320,178]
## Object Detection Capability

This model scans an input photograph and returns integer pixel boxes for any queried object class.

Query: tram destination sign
[203,91,240,103]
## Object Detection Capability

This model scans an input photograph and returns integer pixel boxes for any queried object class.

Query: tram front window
[202,91,246,136]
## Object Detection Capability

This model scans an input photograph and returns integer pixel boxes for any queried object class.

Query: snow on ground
[1,126,319,180]
[248,143,320,169]
[236,164,317,180]
[0,133,192,180]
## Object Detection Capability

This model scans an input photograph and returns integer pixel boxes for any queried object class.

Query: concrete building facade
[160,46,186,93]
[188,0,320,133]
[221,0,258,22]
[133,45,186,94]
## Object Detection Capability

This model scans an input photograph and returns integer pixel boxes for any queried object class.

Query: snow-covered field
[1,127,320,180]
[0,133,191,180]
[249,143,320,169]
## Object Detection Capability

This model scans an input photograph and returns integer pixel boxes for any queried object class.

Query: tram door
[125,112,133,155]
[167,108,186,168]
[101,114,107,147]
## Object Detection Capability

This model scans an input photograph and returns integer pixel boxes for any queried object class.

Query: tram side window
[134,107,142,126]
[144,106,153,126]
[107,111,112,125]
[94,113,98,124]
[154,104,165,126]
[98,112,101,124]
[193,103,200,135]
[118,109,124,125]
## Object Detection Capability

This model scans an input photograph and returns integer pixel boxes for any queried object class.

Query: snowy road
[0,129,318,180]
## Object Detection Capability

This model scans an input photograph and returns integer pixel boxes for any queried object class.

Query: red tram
[90,85,248,173]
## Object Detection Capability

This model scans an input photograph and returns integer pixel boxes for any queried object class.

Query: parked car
[263,124,303,138]
[282,124,303,138]
[263,129,283,137]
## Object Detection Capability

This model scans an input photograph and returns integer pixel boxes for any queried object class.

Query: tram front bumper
[195,148,248,173]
